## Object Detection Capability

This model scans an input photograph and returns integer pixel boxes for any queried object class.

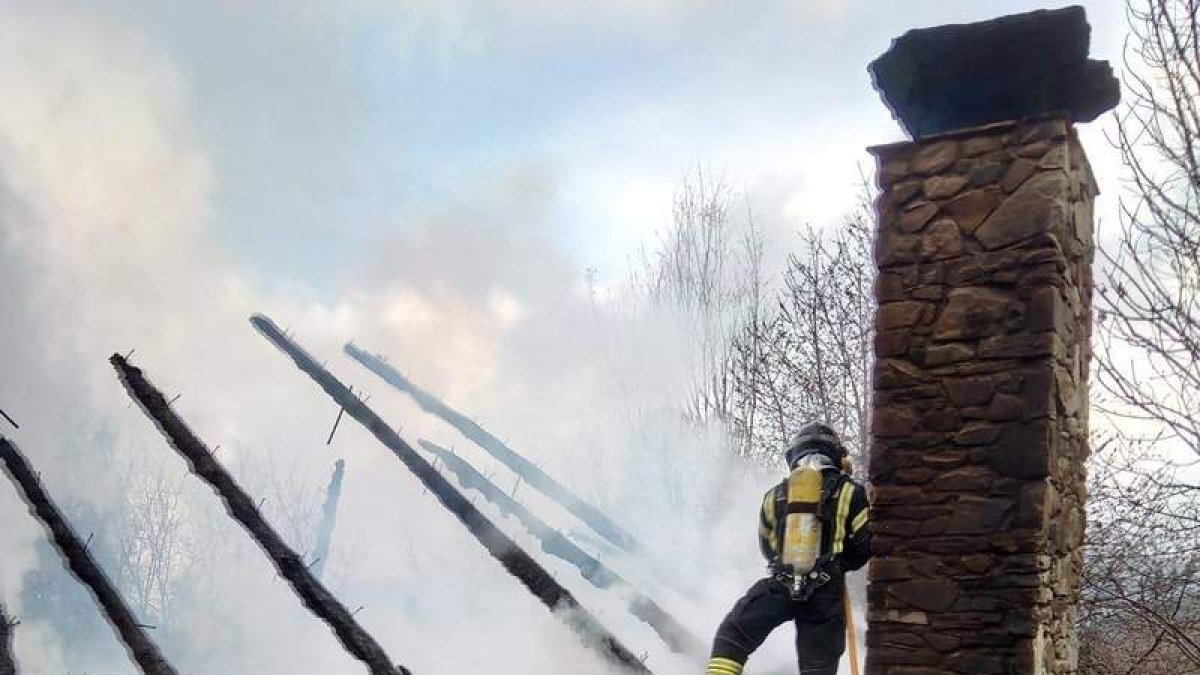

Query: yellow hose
[843,585,861,675]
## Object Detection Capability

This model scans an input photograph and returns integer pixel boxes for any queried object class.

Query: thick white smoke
[0,5,799,675]
[0,2,1123,675]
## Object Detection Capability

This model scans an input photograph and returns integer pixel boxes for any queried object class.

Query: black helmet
[784,422,845,467]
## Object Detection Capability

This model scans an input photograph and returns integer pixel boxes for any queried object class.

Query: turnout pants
[705,576,845,675]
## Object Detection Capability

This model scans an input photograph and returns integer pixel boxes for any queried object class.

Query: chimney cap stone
[869,6,1120,138]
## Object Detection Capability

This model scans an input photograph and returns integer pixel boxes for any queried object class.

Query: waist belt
[773,568,832,601]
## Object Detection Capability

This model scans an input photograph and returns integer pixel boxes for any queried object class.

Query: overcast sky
[7,0,1125,293]
[0,2,1130,673]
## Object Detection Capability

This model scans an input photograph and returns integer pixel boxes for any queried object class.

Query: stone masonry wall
[865,115,1095,675]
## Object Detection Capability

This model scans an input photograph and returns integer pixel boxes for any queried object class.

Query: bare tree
[1096,0,1200,453]
[1085,1,1200,672]
[114,459,190,633]
[0,437,180,675]
[0,601,17,675]
[633,167,769,438]
[256,456,325,558]
[1079,437,1200,675]
[632,167,877,463]
[731,188,876,464]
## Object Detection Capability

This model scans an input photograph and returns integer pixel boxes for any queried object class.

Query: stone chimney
[864,7,1118,675]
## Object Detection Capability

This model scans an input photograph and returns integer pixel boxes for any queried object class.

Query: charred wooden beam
[251,315,651,674]
[110,355,408,675]
[419,439,703,655]
[0,437,178,675]
[344,342,639,553]
[311,459,345,580]
[0,601,17,675]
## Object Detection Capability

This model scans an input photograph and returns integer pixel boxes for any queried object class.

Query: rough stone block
[921,219,964,260]
[876,329,912,357]
[891,179,925,206]
[968,160,1008,187]
[925,175,969,199]
[953,422,1001,446]
[872,557,914,581]
[975,170,1070,250]
[877,230,924,267]
[933,287,1017,340]
[912,140,960,174]
[990,421,1053,480]
[876,359,929,389]
[942,188,1002,234]
[978,333,1061,359]
[944,376,996,406]
[946,496,1012,534]
[930,467,993,493]
[880,301,931,329]
[899,201,940,233]
[963,135,1004,157]
[874,406,919,436]
[889,578,962,612]
[923,342,976,366]
[1027,286,1069,334]
[1002,158,1040,192]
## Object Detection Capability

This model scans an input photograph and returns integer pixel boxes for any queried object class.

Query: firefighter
[705,422,871,675]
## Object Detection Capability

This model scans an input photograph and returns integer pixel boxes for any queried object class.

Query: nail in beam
[111,355,409,675]
[0,437,179,675]
[250,314,652,674]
